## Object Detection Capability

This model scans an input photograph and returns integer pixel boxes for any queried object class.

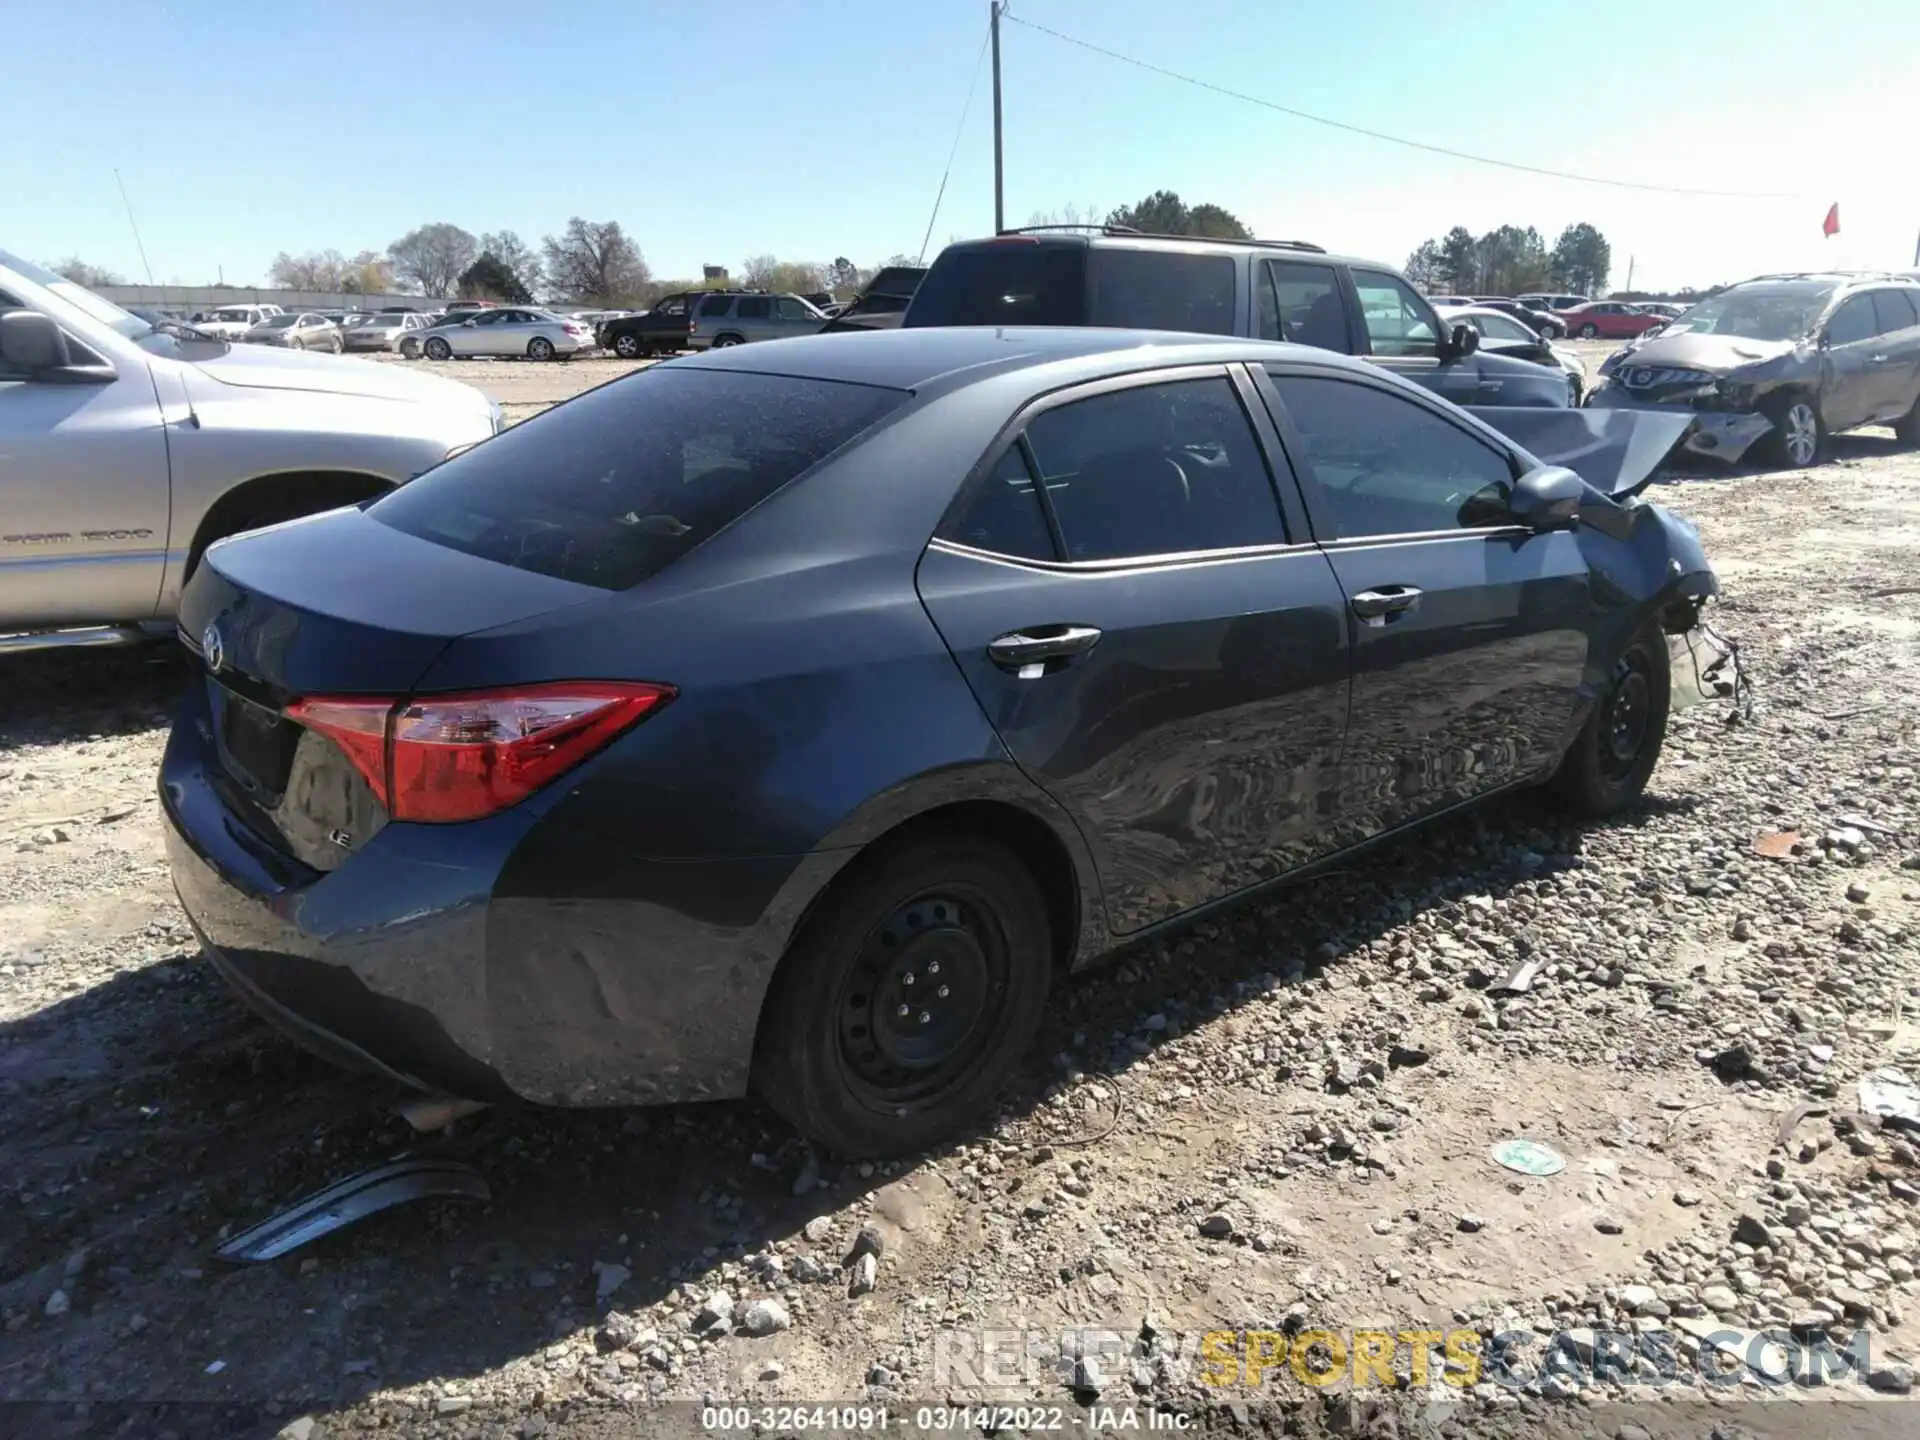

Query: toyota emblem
[201,622,225,674]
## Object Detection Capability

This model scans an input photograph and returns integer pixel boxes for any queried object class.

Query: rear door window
[1258,260,1347,348]
[370,369,907,590]
[1086,250,1236,335]
[736,297,772,320]
[697,294,733,317]
[903,243,1087,326]
[938,446,1056,561]
[1871,290,1918,333]
[1021,377,1286,560]
[1350,272,1439,358]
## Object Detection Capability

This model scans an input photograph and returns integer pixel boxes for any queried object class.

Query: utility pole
[990,0,1005,234]
[1625,254,1635,293]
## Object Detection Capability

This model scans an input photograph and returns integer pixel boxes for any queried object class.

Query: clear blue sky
[5,0,1917,293]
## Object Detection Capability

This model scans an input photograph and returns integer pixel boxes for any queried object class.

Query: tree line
[1404,222,1612,298]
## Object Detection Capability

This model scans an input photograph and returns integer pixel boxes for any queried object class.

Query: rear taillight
[286,682,673,824]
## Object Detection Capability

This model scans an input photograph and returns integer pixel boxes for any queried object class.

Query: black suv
[1592,271,1920,468]
[903,228,1573,410]
[599,290,762,359]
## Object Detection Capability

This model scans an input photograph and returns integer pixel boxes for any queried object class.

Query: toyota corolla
[162,328,1736,1157]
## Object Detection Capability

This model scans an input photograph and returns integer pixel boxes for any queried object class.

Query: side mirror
[0,309,72,375]
[1507,465,1585,532]
[1445,322,1480,358]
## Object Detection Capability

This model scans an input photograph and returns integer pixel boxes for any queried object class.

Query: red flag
[1822,203,1840,238]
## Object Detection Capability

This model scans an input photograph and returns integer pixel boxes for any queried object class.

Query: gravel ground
[2,347,1918,1438]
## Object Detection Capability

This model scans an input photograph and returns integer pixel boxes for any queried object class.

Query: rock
[803,1216,833,1243]
[792,1152,821,1196]
[850,1253,879,1297]
[1699,1285,1739,1314]
[1594,1217,1625,1236]
[693,1290,735,1333]
[1867,1362,1914,1395]
[1326,1058,1362,1092]
[593,1261,630,1302]
[791,1255,828,1283]
[1143,1013,1168,1032]
[1197,1211,1237,1239]
[760,1360,784,1381]
[1069,1353,1103,1396]
[1846,882,1871,904]
[1456,1214,1487,1233]
[275,1420,316,1440]
[846,1223,886,1264]
[741,1299,791,1337]
[1673,1189,1704,1208]
[868,1363,897,1386]
[1733,1213,1777,1249]
[597,1312,643,1352]
[1619,1284,1659,1313]
[436,1396,472,1416]
[43,1290,69,1317]
[1388,1040,1431,1068]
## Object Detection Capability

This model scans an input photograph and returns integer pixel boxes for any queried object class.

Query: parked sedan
[1436,305,1588,401]
[241,312,343,352]
[1470,297,1566,339]
[403,308,597,361]
[163,328,1732,1157]
[1555,301,1667,341]
[342,311,431,352]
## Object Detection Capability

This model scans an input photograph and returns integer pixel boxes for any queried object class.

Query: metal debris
[1859,1070,1920,1132]
[214,1158,489,1264]
[1490,1139,1566,1176]
[1491,959,1540,996]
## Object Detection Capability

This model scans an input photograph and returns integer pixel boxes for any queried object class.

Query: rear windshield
[904,244,1087,326]
[905,244,1236,334]
[370,369,906,590]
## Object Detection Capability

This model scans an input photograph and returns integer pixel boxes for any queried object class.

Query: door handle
[1869,353,1891,365]
[1350,586,1422,626]
[987,625,1102,672]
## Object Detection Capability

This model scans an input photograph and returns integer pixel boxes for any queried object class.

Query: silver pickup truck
[1,250,500,655]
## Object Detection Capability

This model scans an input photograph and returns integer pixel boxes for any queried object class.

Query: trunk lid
[178,507,608,869]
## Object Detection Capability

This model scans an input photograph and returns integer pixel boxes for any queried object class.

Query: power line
[920,18,995,263]
[1003,11,1786,200]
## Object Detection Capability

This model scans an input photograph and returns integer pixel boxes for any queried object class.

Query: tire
[399,339,421,359]
[613,333,643,359]
[1579,322,1600,339]
[1549,622,1671,817]
[1544,322,1565,339]
[328,334,343,354]
[712,333,745,348]
[1762,395,1824,469]
[424,336,452,361]
[528,336,555,361]
[752,838,1052,1159]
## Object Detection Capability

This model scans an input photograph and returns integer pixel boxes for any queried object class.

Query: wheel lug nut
[902,972,915,986]
[918,1010,931,1025]
[896,1004,910,1018]
[938,985,950,998]
[927,960,940,975]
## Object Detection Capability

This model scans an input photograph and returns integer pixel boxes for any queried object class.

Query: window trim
[929,362,1309,571]
[1260,257,1350,350]
[1824,292,1878,347]
[1249,361,1528,545]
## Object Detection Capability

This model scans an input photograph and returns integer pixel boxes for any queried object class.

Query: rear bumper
[160,682,818,1107]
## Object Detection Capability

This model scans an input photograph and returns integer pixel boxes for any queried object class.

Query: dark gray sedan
[163,328,1733,1158]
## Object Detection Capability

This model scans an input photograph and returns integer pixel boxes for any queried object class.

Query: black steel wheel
[754,838,1052,1158]
[1549,623,1671,817]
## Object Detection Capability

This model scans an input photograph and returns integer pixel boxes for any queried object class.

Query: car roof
[939,231,1392,271]
[669,325,1386,393]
